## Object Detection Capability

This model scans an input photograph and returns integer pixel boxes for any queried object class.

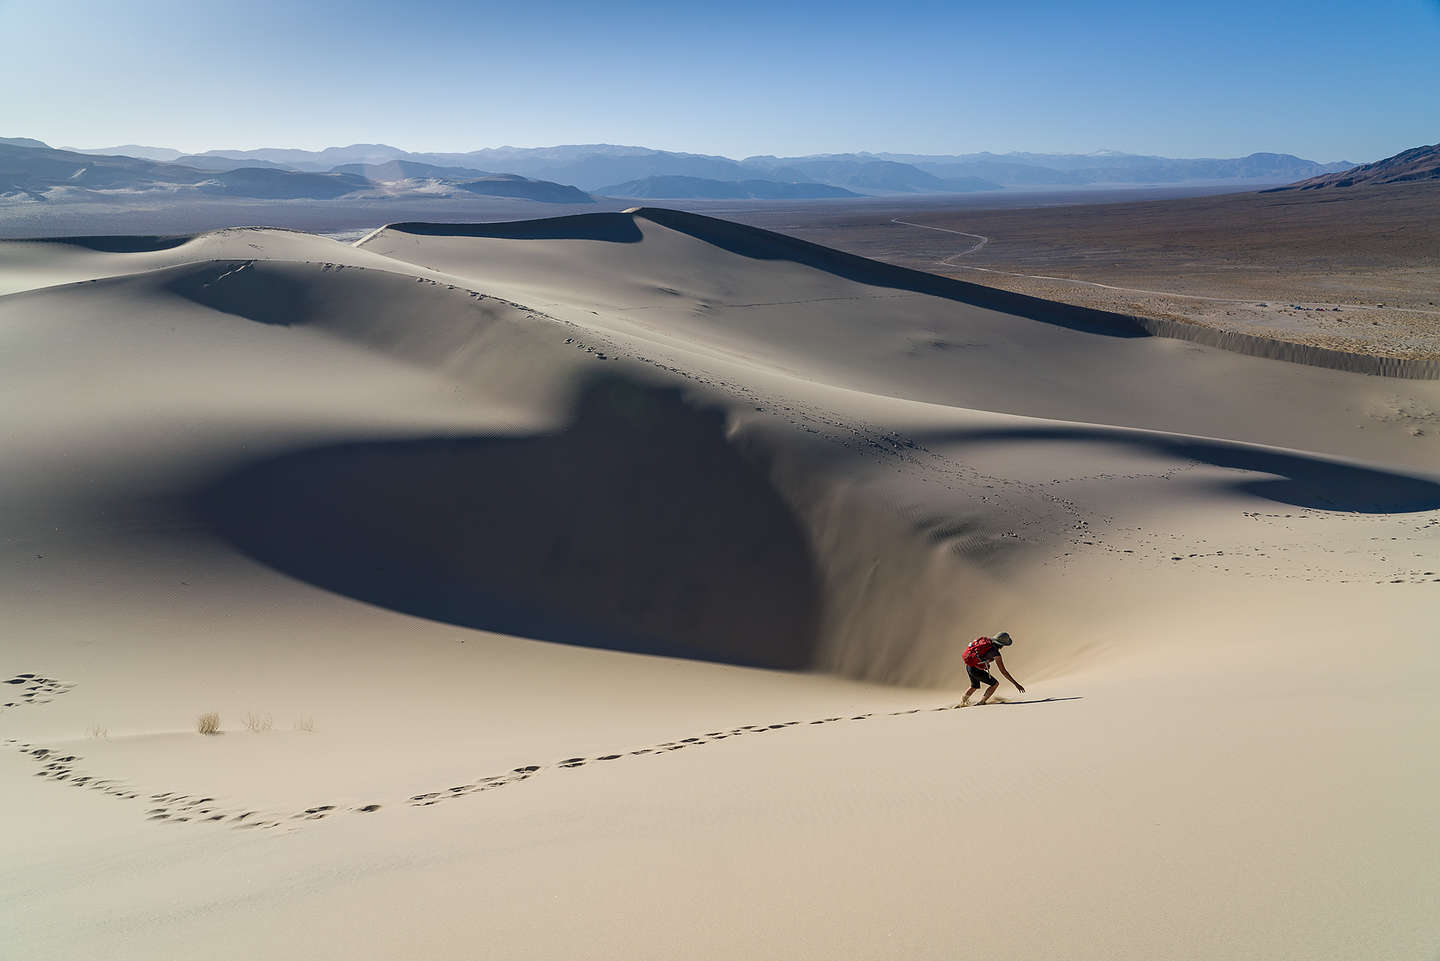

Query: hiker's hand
[1016,685,1026,694]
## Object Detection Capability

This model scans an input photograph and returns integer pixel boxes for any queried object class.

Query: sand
[724,184,1440,368]
[1,209,1437,960]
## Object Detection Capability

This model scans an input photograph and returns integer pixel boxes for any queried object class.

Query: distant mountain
[331,159,493,181]
[332,161,592,203]
[1,141,205,199]
[937,176,1004,193]
[175,154,294,171]
[69,144,185,162]
[0,142,367,201]
[191,143,408,172]
[761,150,1355,187]
[412,145,752,191]
[909,159,1088,186]
[0,140,593,204]
[743,157,951,193]
[598,176,860,199]
[456,174,591,203]
[1266,143,1440,191]
[1,137,1378,204]
[1,137,52,150]
[196,168,370,200]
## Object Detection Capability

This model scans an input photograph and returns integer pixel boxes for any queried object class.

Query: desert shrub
[197,712,221,735]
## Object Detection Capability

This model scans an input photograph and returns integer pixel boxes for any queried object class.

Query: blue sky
[2,0,1436,161]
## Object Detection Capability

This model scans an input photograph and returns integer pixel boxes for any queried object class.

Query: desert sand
[1,209,1437,960]
[729,182,1440,369]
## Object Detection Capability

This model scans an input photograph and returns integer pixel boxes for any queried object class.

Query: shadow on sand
[917,424,1440,513]
[193,377,824,669]
[631,207,1149,338]
[383,209,1146,337]
[21,235,190,252]
[384,213,643,243]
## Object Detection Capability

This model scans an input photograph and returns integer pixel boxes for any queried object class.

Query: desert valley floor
[1,210,1437,960]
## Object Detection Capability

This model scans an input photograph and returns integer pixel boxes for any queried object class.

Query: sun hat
[992,631,1013,646]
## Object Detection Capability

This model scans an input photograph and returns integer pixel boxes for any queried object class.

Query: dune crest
[3,210,1438,961]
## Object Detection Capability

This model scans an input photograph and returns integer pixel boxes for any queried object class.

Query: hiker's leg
[961,686,978,706]
[977,682,1000,705]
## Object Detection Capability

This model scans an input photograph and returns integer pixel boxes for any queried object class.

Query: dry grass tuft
[294,716,314,733]
[244,711,273,733]
[89,724,108,739]
[197,712,221,735]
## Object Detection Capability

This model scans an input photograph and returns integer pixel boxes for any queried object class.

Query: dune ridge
[2,208,1438,961]
[629,207,1440,378]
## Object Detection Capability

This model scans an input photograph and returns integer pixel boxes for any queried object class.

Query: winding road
[889,217,1440,317]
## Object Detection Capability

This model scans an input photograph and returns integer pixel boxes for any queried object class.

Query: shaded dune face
[194,378,825,670]
[918,426,1440,513]
[16,234,192,252]
[385,213,643,243]
[627,208,1148,337]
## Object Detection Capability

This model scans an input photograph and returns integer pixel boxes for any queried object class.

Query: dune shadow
[193,377,823,669]
[384,213,643,243]
[162,262,313,326]
[22,235,190,252]
[918,425,1440,513]
[631,207,1148,338]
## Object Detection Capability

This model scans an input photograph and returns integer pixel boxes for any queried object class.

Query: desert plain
[729,181,1440,366]
[1,205,1438,960]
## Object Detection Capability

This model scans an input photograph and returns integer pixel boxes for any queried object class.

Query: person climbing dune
[961,632,1025,706]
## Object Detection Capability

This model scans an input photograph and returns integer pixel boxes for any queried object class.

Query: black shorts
[966,664,998,688]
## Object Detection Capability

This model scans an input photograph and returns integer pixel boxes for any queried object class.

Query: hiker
[961,631,1025,706]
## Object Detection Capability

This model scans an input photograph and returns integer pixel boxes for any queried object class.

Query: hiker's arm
[995,655,1025,693]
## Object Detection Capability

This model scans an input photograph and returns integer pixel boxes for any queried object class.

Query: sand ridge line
[617,291,921,311]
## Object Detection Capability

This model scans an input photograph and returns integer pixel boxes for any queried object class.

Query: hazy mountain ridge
[0,141,591,204]
[14,137,1378,201]
[1266,142,1439,191]
[598,176,861,200]
[776,150,1356,186]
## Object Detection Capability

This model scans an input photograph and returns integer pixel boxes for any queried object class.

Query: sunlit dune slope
[2,211,1437,961]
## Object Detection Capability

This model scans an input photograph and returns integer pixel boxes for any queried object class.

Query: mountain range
[0,140,594,204]
[597,176,860,200]
[1264,142,1439,191]
[3,137,1372,204]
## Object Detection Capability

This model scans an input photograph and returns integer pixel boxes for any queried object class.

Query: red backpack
[964,637,996,667]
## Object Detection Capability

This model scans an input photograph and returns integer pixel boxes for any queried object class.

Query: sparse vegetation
[88,724,108,739]
[294,716,314,733]
[244,711,273,733]
[197,711,221,735]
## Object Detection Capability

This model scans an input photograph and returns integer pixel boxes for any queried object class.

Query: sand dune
[2,210,1437,960]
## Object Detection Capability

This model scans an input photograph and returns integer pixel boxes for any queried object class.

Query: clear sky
[3,0,1436,161]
